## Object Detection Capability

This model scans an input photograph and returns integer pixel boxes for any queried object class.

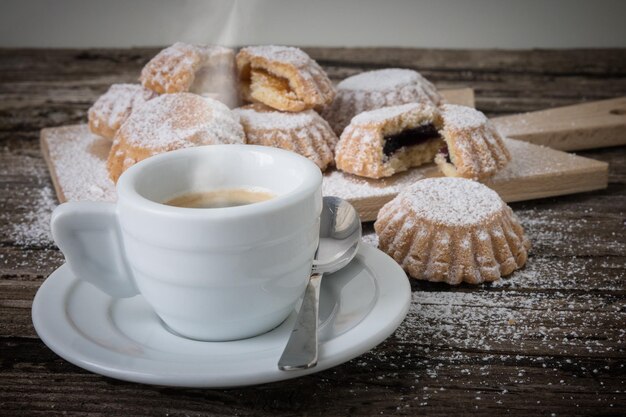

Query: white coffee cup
[51,145,323,341]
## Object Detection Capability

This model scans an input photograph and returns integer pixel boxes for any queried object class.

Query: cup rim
[116,145,322,219]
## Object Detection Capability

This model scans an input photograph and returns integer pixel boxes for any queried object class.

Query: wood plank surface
[492,96,626,151]
[40,124,608,222]
[0,47,625,417]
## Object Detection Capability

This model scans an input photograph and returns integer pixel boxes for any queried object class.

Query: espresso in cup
[51,145,323,341]
[164,188,275,209]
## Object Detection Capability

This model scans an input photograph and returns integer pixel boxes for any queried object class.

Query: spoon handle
[278,273,323,371]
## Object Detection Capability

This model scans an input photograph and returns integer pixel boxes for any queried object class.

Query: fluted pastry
[140,42,240,108]
[107,92,245,182]
[88,84,157,140]
[334,103,443,179]
[236,45,335,112]
[375,177,530,285]
[322,68,443,136]
[233,103,338,171]
[434,104,511,180]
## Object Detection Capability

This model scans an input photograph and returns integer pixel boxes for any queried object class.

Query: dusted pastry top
[116,93,244,150]
[375,177,530,284]
[338,68,428,92]
[440,104,489,131]
[233,103,338,171]
[394,177,505,226]
[240,45,311,67]
[321,68,442,136]
[435,104,511,180]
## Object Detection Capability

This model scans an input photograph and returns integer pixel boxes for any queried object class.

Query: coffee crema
[164,188,275,209]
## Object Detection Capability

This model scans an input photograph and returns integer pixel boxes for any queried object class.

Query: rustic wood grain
[0,48,625,417]
[492,96,626,151]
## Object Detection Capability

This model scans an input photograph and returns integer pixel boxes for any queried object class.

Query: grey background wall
[1,0,625,49]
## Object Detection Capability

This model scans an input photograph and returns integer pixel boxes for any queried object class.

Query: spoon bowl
[313,196,362,274]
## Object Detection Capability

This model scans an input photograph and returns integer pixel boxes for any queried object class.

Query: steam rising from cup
[187,45,241,109]
[184,1,247,109]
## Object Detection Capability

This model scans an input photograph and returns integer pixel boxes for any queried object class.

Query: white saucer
[32,244,410,388]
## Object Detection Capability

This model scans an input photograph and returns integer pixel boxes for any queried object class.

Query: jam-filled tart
[334,103,443,179]
[236,45,335,112]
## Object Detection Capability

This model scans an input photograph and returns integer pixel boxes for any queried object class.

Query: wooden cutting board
[40,87,609,222]
[492,96,626,151]
[323,139,607,221]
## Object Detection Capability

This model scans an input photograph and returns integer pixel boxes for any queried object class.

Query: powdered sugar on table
[42,125,116,202]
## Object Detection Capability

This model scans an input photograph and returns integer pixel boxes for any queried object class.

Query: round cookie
[233,103,338,171]
[322,68,443,136]
[107,93,245,182]
[374,177,530,285]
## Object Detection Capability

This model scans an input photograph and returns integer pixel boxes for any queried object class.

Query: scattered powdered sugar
[338,68,421,91]
[0,148,57,247]
[233,106,317,130]
[240,45,311,67]
[360,226,380,247]
[397,177,504,226]
[495,139,586,181]
[119,93,244,149]
[44,125,116,202]
[440,104,488,131]
[7,181,56,247]
[394,287,624,355]
[355,200,623,409]
[323,166,430,199]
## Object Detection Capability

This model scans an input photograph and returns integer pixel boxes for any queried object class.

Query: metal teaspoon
[278,196,361,371]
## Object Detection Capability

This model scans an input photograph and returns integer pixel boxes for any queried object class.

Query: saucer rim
[32,244,410,388]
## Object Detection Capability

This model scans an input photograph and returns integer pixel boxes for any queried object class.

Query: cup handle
[51,202,138,298]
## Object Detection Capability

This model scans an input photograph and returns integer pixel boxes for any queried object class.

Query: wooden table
[1,48,625,416]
